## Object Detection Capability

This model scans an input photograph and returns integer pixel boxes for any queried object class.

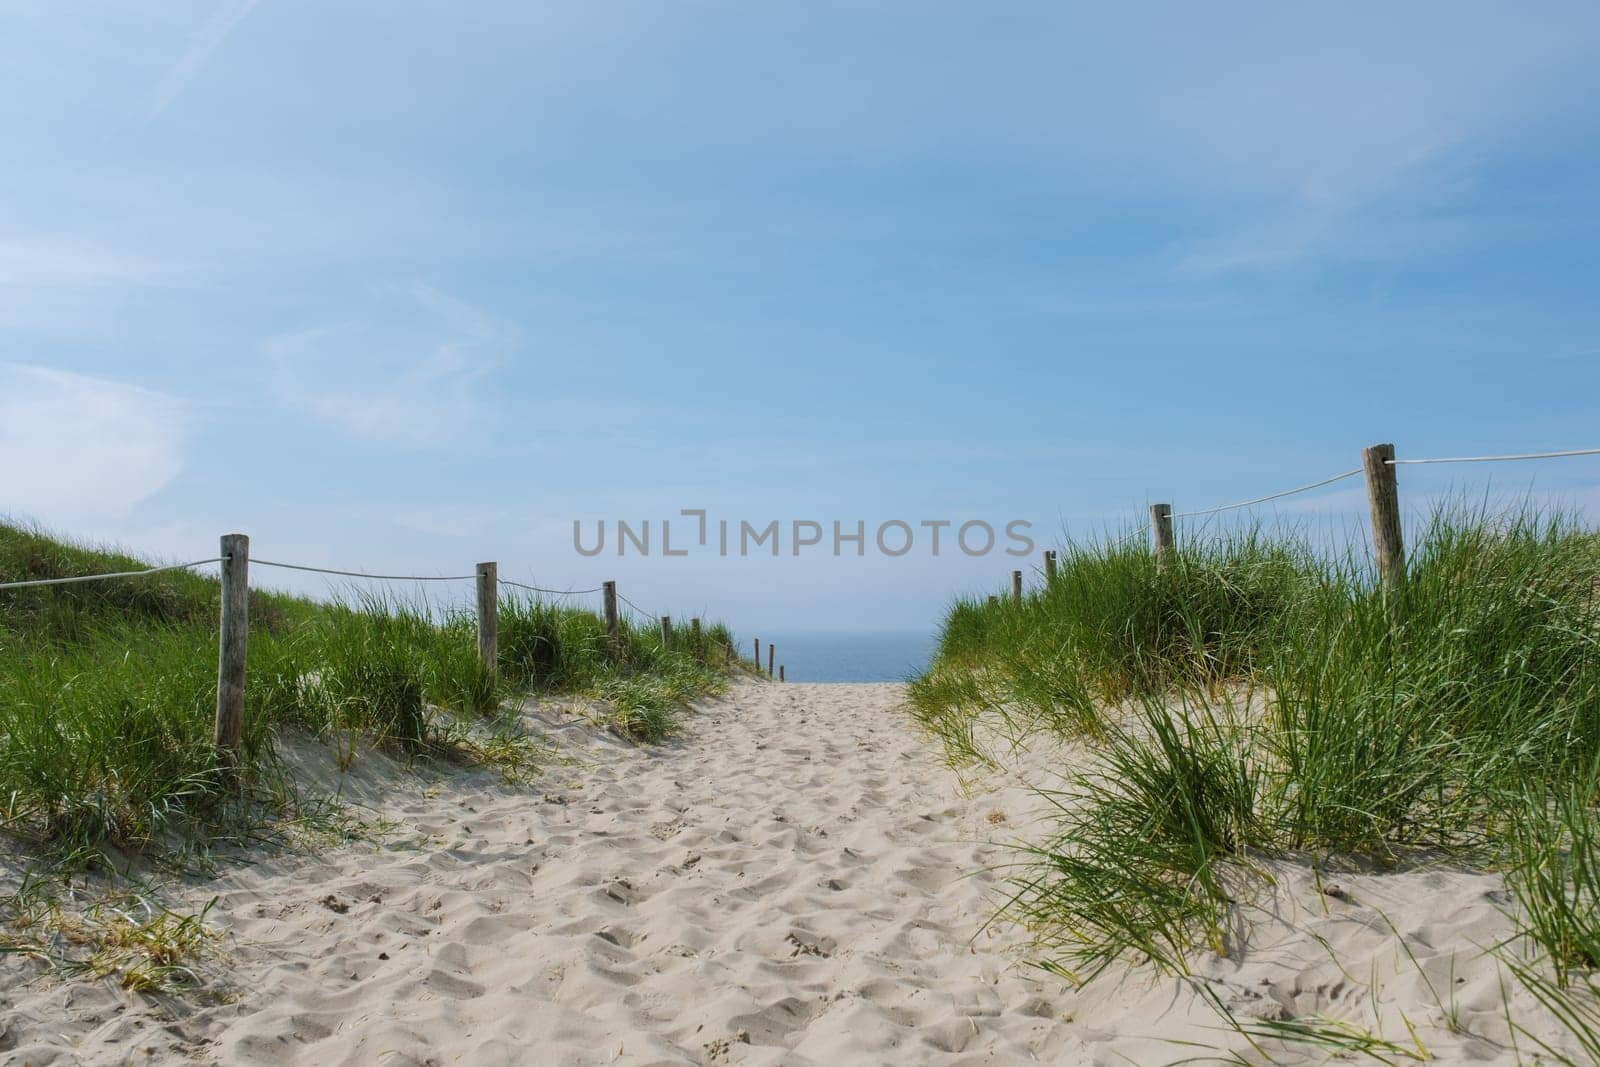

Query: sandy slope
[1,681,1587,1065]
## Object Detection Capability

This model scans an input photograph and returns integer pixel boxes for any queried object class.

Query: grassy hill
[910,503,1600,1010]
[0,520,738,859]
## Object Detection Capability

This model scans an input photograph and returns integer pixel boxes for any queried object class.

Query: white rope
[617,591,655,619]
[0,558,224,591]
[1172,467,1363,519]
[1,549,651,621]
[498,578,604,597]
[251,559,475,581]
[1389,447,1600,465]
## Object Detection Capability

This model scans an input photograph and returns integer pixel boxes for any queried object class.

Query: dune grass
[908,529,1313,761]
[911,504,1600,1012]
[0,521,738,862]
[497,596,735,741]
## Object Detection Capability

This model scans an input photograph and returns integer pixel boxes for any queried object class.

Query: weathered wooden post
[690,616,701,649]
[1044,550,1057,584]
[214,533,250,754]
[602,580,620,653]
[779,665,785,682]
[754,636,760,668]
[1150,503,1174,569]
[767,643,775,678]
[476,561,497,677]
[987,595,999,606]
[1362,443,1405,594]
[660,615,673,647]
[1011,569,1023,603]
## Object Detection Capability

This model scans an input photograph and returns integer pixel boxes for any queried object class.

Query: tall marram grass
[1019,694,1267,982]
[0,521,737,857]
[1267,511,1600,855]
[497,595,734,741]
[909,529,1312,760]
[249,593,507,752]
[0,625,256,856]
[912,504,1600,1004]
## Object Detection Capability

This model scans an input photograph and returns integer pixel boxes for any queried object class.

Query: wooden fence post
[1150,503,1174,569]
[602,580,620,653]
[660,615,673,647]
[1362,443,1405,594]
[476,561,497,677]
[987,595,999,606]
[754,636,760,668]
[690,617,701,645]
[779,665,785,682]
[214,532,250,755]
[767,643,775,678]
[1044,550,1057,584]
[1012,569,1023,603]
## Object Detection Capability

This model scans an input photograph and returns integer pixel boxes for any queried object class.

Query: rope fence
[616,591,654,620]
[2,538,760,751]
[1387,447,1600,466]
[1171,467,1363,519]
[251,559,477,581]
[497,578,605,597]
[12,437,1599,737]
[1004,440,1600,607]
[0,557,226,592]
[1162,445,1600,522]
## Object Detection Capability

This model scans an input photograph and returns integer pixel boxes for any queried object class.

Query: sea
[749,629,938,683]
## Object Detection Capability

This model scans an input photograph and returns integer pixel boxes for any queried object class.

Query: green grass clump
[911,502,1600,1000]
[1501,759,1600,988]
[251,595,503,751]
[1019,695,1265,981]
[0,625,259,853]
[1266,510,1600,854]
[911,529,1311,762]
[498,595,731,741]
[499,598,611,689]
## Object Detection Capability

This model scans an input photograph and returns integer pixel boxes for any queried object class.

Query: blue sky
[3,3,1600,633]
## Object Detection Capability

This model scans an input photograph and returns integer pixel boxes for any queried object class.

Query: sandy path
[7,682,1084,1065]
[9,681,1580,1065]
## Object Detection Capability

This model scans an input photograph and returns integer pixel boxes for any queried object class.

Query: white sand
[0,681,1587,1064]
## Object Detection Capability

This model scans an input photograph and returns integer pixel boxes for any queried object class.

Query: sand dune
[1,682,1585,1064]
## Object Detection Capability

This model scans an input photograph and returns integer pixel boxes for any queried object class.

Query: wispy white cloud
[0,235,177,288]
[1137,11,1590,273]
[144,0,260,121]
[0,363,189,518]
[1174,200,1486,276]
[266,283,506,448]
